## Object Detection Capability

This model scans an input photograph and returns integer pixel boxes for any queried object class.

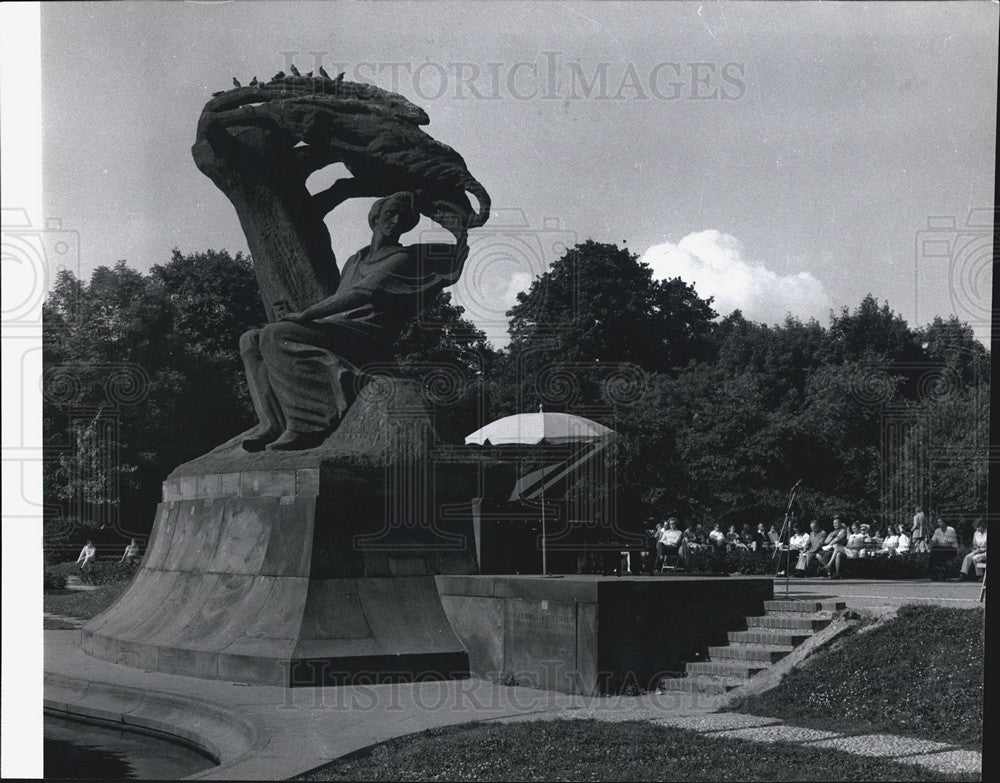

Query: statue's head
[369,192,421,236]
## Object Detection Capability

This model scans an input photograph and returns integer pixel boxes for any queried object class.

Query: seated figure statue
[239,191,466,451]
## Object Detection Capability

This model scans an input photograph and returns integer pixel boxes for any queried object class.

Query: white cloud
[640,230,833,324]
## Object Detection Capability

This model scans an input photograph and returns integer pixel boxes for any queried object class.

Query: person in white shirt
[657,517,688,567]
[881,525,901,554]
[896,528,911,554]
[960,520,986,581]
[76,540,96,571]
[844,523,867,559]
[775,523,808,577]
[928,517,959,579]
[789,526,811,552]
[708,523,726,550]
[930,518,959,550]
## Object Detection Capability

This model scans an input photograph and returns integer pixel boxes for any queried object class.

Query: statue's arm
[285,289,373,322]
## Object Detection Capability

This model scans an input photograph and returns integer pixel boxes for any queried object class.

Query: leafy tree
[506,240,716,371]
[824,294,922,365]
[392,290,499,443]
[43,252,265,553]
[496,240,716,416]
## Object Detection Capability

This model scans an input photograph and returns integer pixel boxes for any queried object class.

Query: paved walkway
[65,574,99,591]
[45,630,721,780]
[763,576,982,615]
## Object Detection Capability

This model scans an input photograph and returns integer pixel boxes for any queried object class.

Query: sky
[35,0,998,346]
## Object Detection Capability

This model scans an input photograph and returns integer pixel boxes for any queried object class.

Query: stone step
[658,676,745,695]
[764,599,845,613]
[708,643,795,663]
[747,614,832,631]
[685,660,769,679]
[728,629,813,646]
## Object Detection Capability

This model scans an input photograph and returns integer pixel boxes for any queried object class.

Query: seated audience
[881,525,901,554]
[960,519,986,581]
[657,517,688,567]
[930,517,959,551]
[795,520,827,575]
[76,540,96,572]
[120,538,140,564]
[755,522,772,551]
[789,524,811,554]
[818,517,848,577]
[928,517,959,578]
[688,523,708,548]
[774,522,804,575]
[708,523,727,550]
[896,527,911,554]
[727,524,750,551]
[843,523,867,559]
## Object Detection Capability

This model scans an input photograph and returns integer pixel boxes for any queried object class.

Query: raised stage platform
[436,574,774,696]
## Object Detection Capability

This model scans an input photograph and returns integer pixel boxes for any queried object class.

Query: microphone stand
[780,480,802,598]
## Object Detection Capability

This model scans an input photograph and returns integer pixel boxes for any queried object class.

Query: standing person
[120,539,140,565]
[960,519,987,581]
[76,540,96,572]
[911,505,928,553]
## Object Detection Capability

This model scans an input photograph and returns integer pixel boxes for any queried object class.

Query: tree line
[43,241,989,553]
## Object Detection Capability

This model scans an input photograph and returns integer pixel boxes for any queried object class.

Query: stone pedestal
[82,378,500,686]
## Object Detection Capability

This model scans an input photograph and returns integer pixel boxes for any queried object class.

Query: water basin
[44,713,217,780]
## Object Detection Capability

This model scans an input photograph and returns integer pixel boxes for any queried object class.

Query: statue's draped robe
[241,241,466,435]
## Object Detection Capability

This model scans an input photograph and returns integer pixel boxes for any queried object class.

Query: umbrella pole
[541,483,547,576]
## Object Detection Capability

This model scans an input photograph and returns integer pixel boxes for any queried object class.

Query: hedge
[680,547,964,579]
[78,559,140,586]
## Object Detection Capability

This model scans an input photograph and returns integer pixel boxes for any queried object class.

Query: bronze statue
[240,191,467,451]
[192,72,490,450]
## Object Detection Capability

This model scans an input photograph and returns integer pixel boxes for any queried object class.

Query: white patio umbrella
[465,407,616,574]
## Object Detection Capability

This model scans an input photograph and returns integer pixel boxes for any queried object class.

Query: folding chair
[659,549,683,572]
[979,563,986,603]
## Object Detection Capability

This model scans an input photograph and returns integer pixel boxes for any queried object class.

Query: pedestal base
[82,379,494,685]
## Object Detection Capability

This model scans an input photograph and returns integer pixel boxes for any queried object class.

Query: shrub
[79,559,139,586]
[685,547,775,575]
[43,571,68,592]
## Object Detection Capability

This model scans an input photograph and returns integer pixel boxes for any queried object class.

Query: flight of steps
[659,599,846,696]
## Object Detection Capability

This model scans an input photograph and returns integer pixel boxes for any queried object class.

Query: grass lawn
[728,603,983,748]
[43,581,129,628]
[295,719,974,782]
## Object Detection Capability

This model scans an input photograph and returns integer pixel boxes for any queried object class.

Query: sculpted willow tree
[192,72,492,449]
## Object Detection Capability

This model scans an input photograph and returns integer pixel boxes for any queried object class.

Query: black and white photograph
[1,1,995,779]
